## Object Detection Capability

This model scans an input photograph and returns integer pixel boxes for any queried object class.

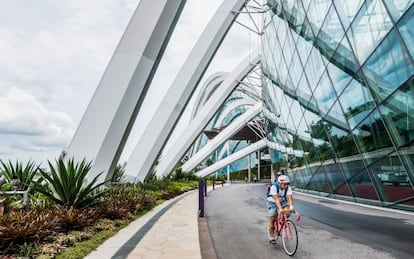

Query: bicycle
[273,208,301,256]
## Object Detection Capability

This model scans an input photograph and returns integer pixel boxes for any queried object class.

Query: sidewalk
[86,184,223,259]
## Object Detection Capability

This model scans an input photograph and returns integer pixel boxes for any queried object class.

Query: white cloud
[0,87,75,161]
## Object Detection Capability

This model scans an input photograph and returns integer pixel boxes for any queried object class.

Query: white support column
[66,0,186,182]
[156,51,260,177]
[215,149,218,179]
[182,102,262,173]
[257,150,260,180]
[196,139,267,178]
[226,141,230,183]
[248,153,251,183]
[271,163,275,182]
[125,0,246,182]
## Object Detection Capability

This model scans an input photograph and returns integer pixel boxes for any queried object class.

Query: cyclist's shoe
[269,238,276,244]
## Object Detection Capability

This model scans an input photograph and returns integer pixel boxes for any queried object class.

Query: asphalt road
[204,183,414,259]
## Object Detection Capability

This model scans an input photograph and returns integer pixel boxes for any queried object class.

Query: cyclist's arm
[287,194,294,212]
[272,194,283,212]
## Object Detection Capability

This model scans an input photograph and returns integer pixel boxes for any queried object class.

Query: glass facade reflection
[263,0,414,210]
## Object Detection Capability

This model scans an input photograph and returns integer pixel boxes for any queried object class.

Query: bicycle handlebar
[279,210,301,221]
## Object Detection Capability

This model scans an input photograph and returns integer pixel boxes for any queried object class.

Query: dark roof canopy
[204,120,264,143]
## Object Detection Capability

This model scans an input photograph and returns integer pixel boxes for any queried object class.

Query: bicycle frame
[273,211,301,256]
[275,211,300,235]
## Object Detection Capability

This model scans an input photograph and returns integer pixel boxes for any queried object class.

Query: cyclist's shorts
[266,200,288,217]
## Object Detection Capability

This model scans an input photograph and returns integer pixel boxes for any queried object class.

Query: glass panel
[349,169,380,200]
[308,120,335,162]
[307,167,331,193]
[352,109,394,163]
[378,80,414,147]
[304,47,326,91]
[340,158,366,178]
[364,29,414,102]
[296,113,311,143]
[367,154,414,202]
[290,0,307,35]
[274,85,285,113]
[327,62,353,97]
[300,168,313,188]
[279,95,291,126]
[398,148,414,194]
[326,123,349,151]
[325,99,348,131]
[336,135,360,158]
[347,0,393,63]
[324,164,347,189]
[338,79,375,129]
[397,4,414,61]
[313,71,337,117]
[296,34,313,65]
[334,183,354,197]
[304,139,321,164]
[306,0,332,36]
[383,0,414,21]
[400,198,414,207]
[318,4,345,59]
[289,99,304,130]
[288,49,303,89]
[334,0,365,29]
[296,73,312,103]
[282,23,295,66]
[332,35,360,76]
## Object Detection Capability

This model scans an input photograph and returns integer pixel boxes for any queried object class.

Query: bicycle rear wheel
[281,220,298,256]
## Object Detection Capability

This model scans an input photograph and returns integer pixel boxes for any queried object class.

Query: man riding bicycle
[267,175,295,244]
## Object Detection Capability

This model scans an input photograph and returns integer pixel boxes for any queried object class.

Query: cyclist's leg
[267,201,277,243]
[268,215,276,240]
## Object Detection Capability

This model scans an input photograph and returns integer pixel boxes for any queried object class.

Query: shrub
[100,185,157,218]
[54,207,99,231]
[0,210,58,250]
[34,158,107,209]
[99,198,131,220]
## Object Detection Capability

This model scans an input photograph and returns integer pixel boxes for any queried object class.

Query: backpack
[267,182,288,200]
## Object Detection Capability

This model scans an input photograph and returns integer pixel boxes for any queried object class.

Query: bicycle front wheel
[281,220,298,256]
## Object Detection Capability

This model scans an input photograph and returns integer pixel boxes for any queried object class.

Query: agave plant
[0,159,40,191]
[34,158,107,209]
[110,163,126,183]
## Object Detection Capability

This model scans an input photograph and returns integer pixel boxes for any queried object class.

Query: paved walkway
[86,184,223,259]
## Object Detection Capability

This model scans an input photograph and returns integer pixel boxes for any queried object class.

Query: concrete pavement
[86,184,222,259]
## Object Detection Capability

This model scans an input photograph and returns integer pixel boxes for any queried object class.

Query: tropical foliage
[0,210,58,251]
[0,156,198,258]
[110,163,126,183]
[0,159,40,191]
[34,158,107,208]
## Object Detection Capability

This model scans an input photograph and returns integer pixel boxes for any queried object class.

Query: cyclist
[267,175,295,244]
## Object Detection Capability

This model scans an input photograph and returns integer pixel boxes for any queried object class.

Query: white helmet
[278,175,290,184]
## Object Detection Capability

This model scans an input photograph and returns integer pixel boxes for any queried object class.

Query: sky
[0,0,261,167]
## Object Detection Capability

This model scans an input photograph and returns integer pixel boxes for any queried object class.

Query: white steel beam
[66,0,186,182]
[191,72,227,119]
[126,0,247,182]
[182,102,262,173]
[196,139,267,178]
[156,51,260,177]
[215,98,256,127]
